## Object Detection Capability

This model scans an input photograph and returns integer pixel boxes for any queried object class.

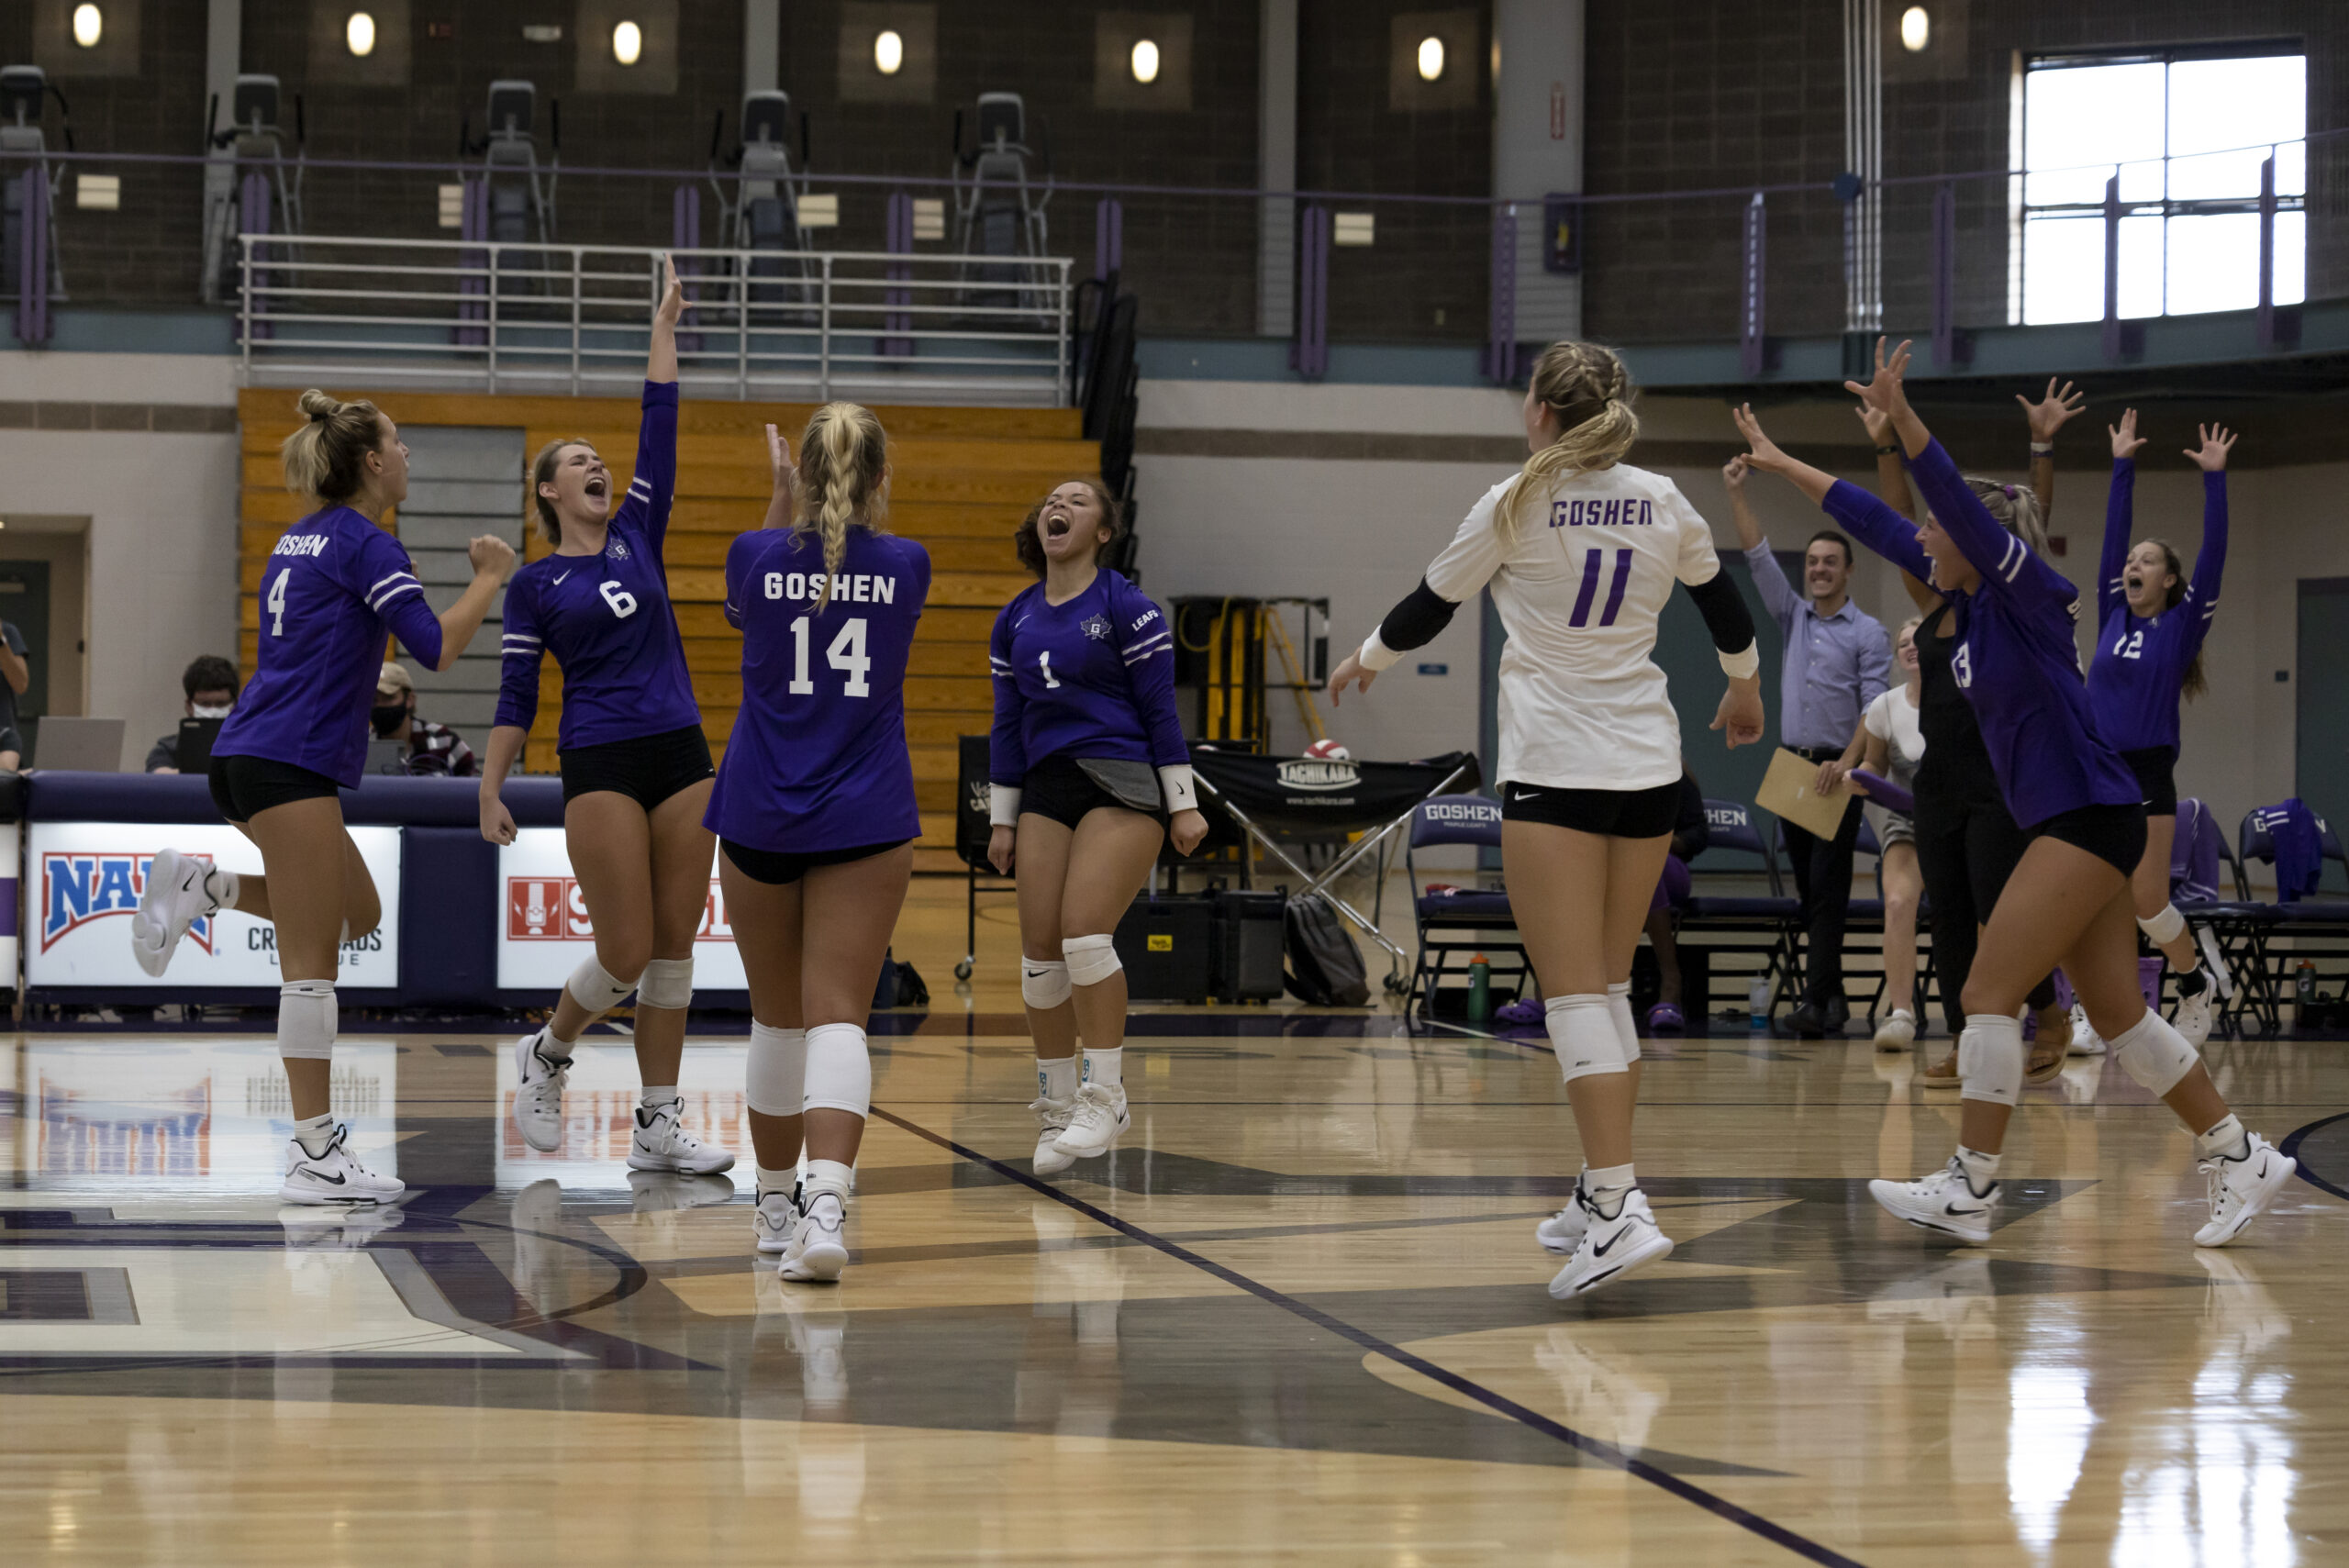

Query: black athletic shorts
[1499,778,1683,839]
[2032,801,2149,879]
[2119,745,2178,817]
[720,837,914,885]
[209,752,340,824]
[1019,753,1165,831]
[559,723,714,809]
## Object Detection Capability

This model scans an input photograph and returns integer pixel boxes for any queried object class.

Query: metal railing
[237,234,1074,406]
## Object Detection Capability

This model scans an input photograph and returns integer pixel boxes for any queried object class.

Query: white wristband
[1357,628,1402,673]
[2030,440,2054,454]
[1719,642,1760,681]
[987,784,1022,828]
[1157,764,1197,814]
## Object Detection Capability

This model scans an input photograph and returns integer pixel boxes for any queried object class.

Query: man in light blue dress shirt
[1725,458,1891,1035]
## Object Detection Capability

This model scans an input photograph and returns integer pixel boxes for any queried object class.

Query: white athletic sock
[755,1162,798,1200]
[1038,1055,1079,1101]
[203,865,239,911]
[293,1111,336,1158]
[640,1084,678,1108]
[1956,1145,2001,1195]
[2196,1113,2250,1162]
[1082,1047,1123,1091]
[1585,1162,1635,1219]
[533,1029,573,1066]
[804,1158,854,1204]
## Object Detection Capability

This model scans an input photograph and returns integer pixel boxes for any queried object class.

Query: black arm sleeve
[1681,571,1756,654]
[1375,577,1462,653]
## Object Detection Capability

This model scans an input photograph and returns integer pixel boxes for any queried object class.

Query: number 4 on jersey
[1569,547,1634,629]
[267,567,291,636]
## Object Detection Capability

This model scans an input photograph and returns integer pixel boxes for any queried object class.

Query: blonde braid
[795,402,889,612]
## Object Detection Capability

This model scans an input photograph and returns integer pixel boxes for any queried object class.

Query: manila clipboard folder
[1755,747,1854,840]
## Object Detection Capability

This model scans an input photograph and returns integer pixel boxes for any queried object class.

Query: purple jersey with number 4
[1821,440,2141,828]
[216,506,444,787]
[988,569,1187,787]
[494,381,701,750]
[705,526,930,853]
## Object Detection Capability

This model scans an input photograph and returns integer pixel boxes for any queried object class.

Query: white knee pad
[1021,957,1072,1009]
[745,1022,807,1118]
[1956,1014,2024,1106]
[802,1023,872,1118]
[567,954,637,1015]
[2111,1009,2199,1095]
[1548,995,1629,1083]
[277,980,337,1062]
[1063,934,1122,988]
[637,956,694,1011]
[1605,980,1642,1065]
[2138,904,2188,946]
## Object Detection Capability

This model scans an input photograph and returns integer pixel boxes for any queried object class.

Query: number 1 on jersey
[1038,651,1061,689]
[1568,547,1634,629]
[267,567,290,636]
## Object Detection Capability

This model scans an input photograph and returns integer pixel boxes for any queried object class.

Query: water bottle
[1749,973,1770,1030]
[1467,954,1491,1022]
[2296,959,2316,1024]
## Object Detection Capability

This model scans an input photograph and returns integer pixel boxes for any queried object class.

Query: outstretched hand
[654,253,685,329]
[2019,377,2086,443]
[764,422,796,510]
[1842,336,1915,423]
[1854,402,1895,448]
[2110,407,2146,462]
[1730,404,1792,475]
[1326,651,1377,706]
[1721,452,1750,490]
[2186,422,2237,473]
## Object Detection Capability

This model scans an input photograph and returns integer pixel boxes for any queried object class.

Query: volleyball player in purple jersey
[1734,339,2292,1249]
[987,482,1208,1173]
[478,259,732,1178]
[710,407,929,1281]
[134,392,514,1202]
[2076,408,2235,1052]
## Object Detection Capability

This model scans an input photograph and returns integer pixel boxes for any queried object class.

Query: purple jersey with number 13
[215,506,445,787]
[704,526,931,853]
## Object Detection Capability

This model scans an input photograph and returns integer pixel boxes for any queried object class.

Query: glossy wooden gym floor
[4,890,2344,1565]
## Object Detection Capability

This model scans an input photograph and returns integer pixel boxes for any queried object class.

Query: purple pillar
[1290,205,1329,381]
[2257,154,2277,350]
[882,191,913,358]
[16,169,47,347]
[1931,182,1955,369]
[1484,204,1517,385]
[1738,193,1765,380]
[2099,172,2121,362]
[239,170,274,342]
[1095,196,1122,282]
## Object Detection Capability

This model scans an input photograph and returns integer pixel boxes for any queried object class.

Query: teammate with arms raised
[712,406,929,1281]
[987,483,1208,1173]
[135,392,513,1201]
[479,259,732,1178]
[1329,341,1764,1298]
[1734,340,2291,1249]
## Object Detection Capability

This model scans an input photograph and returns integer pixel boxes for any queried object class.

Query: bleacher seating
[237,388,1096,871]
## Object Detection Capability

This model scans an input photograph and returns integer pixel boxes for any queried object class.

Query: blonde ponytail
[796,402,889,612]
[282,389,388,505]
[1497,342,1641,539]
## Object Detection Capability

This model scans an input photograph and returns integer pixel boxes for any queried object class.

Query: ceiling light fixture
[874,28,903,75]
[1130,39,1160,84]
[1417,36,1445,82]
[346,10,376,57]
[1900,6,1930,52]
[612,19,641,65]
[72,4,102,48]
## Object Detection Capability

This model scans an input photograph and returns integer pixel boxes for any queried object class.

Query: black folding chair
[952,735,1016,983]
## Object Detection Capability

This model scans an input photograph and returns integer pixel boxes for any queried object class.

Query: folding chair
[1402,795,1530,1018]
[951,735,1016,984]
[1678,800,1801,1021]
[2238,803,2349,1025]
[2173,797,2273,1031]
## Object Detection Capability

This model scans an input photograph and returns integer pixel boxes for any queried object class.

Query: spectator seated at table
[374,661,479,777]
[146,654,239,773]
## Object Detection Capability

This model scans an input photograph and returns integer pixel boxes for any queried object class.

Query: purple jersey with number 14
[215,506,445,788]
[704,526,931,853]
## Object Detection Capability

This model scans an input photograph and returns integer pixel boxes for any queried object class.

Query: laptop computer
[176,717,224,773]
[366,738,411,775]
[33,716,128,773]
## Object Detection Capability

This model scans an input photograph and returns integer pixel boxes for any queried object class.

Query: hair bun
[295,388,341,423]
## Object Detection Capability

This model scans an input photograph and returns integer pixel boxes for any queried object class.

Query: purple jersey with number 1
[704,526,931,853]
[988,569,1187,787]
[494,381,701,751]
[215,506,444,787]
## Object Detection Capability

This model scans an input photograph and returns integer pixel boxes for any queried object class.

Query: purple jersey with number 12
[215,506,445,787]
[704,526,930,853]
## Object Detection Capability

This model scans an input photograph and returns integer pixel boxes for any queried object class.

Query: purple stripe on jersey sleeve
[493,572,540,731]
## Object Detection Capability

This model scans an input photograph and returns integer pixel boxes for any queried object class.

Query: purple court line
[869,1104,1872,1568]
[2278,1111,2349,1201]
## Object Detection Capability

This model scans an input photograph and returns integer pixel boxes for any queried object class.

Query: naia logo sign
[42,852,213,955]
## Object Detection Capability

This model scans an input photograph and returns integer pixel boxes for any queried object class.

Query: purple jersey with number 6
[987,569,1188,788]
[494,381,701,751]
[704,526,930,853]
[216,506,445,787]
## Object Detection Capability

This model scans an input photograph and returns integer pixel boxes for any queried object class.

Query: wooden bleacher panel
[238,388,1088,873]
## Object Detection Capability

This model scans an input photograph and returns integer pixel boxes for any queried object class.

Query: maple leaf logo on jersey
[1080,615,1110,641]
[607,538,631,562]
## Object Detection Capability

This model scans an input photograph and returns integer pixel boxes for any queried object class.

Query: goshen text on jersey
[1549,498,1655,528]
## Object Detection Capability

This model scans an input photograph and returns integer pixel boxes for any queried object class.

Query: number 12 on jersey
[1569,547,1634,629]
[788,616,872,697]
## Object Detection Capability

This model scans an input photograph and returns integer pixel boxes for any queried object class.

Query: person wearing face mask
[2073,409,2234,1055]
[1722,462,1893,1037]
[146,655,241,773]
[372,662,477,777]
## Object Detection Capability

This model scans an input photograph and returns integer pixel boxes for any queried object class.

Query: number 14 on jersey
[789,617,872,697]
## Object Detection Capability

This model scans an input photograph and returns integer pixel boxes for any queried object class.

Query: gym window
[2010,43,2305,326]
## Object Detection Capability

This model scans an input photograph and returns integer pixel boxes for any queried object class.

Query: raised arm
[647,254,683,384]
[2181,423,2235,652]
[2019,377,2084,522]
[1857,403,1914,522]
[1721,456,1798,629]
[1734,403,1933,585]
[2099,408,2145,625]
